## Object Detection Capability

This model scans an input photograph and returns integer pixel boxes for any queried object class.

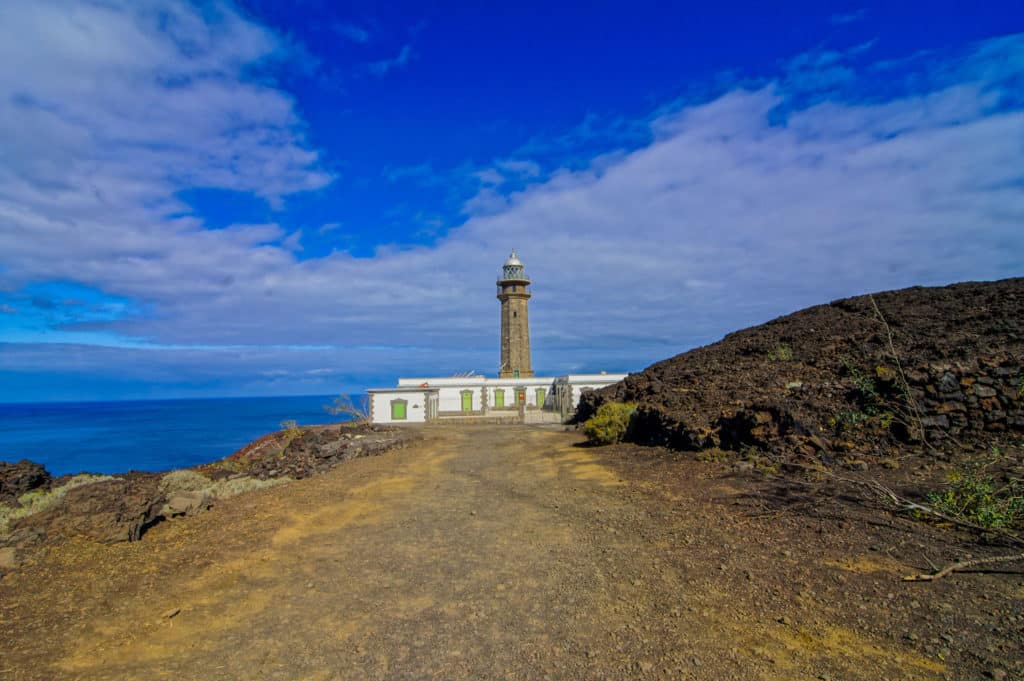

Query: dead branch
[903,553,1024,581]
[774,464,1024,545]
[868,294,928,445]
[831,473,1024,545]
[325,393,370,421]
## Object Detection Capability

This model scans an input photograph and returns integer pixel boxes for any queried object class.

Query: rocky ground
[578,278,1024,566]
[569,276,1024,678]
[0,425,1020,680]
[0,422,417,561]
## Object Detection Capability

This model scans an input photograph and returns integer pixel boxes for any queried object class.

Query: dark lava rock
[6,423,416,552]
[12,475,163,543]
[212,423,416,481]
[578,277,1024,463]
[0,460,52,505]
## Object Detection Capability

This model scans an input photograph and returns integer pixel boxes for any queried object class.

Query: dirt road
[0,426,1003,679]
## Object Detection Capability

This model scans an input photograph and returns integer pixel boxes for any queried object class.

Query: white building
[368,372,627,425]
[367,252,628,425]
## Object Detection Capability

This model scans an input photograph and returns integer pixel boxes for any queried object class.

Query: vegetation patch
[208,475,292,499]
[926,457,1024,531]
[159,468,290,502]
[158,469,212,497]
[0,474,117,536]
[582,402,637,445]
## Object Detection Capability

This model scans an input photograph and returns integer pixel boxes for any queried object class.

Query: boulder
[12,477,163,543]
[162,491,211,518]
[0,460,51,505]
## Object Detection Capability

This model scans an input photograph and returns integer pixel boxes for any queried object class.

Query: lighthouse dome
[500,250,529,281]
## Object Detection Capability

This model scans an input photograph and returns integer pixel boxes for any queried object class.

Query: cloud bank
[0,1,1022,399]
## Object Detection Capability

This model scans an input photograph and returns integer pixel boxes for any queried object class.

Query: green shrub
[767,344,793,361]
[927,462,1024,530]
[829,409,869,433]
[582,402,637,445]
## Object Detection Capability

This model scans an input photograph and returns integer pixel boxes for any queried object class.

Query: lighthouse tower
[497,250,534,378]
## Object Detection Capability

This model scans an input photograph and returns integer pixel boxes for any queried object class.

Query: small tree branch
[831,474,1024,545]
[903,553,1024,581]
[325,394,370,421]
[868,294,928,445]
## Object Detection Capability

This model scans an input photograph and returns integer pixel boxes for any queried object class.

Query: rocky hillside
[578,278,1024,463]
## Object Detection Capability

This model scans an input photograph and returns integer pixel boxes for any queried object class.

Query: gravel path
[0,425,986,679]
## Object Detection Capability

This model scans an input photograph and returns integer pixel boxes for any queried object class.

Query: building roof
[366,387,440,393]
[504,250,523,267]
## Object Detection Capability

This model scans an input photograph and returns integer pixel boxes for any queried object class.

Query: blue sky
[1,1,1022,402]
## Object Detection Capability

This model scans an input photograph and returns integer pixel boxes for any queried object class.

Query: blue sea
[0,395,353,476]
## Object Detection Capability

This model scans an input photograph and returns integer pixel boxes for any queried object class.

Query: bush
[208,475,291,499]
[927,461,1024,530]
[158,469,212,497]
[158,468,290,501]
[582,402,637,445]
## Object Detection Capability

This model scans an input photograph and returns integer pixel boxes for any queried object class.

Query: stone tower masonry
[497,250,534,378]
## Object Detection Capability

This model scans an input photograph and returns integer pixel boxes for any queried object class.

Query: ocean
[0,395,353,476]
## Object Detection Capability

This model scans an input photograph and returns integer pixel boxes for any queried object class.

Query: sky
[0,1,1023,402]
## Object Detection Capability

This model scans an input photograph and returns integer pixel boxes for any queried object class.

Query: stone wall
[908,354,1023,437]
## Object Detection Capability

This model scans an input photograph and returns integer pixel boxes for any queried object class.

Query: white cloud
[0,0,332,260]
[0,8,1022,394]
[367,44,414,75]
[383,162,436,182]
[334,22,371,44]
[830,9,866,25]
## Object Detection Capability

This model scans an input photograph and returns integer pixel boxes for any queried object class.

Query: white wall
[489,383,552,408]
[398,376,486,388]
[371,373,627,422]
[554,374,628,409]
[370,390,428,424]
[436,385,483,412]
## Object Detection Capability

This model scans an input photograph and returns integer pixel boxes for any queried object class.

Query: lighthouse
[367,249,627,424]
[497,250,534,378]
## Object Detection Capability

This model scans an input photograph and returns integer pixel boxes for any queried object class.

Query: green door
[494,389,505,408]
[390,400,407,420]
[535,388,546,407]
[461,391,473,412]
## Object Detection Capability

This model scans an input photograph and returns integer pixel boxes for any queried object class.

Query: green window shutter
[391,400,407,420]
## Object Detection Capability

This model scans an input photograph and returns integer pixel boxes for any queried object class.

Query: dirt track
[1,425,1016,679]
